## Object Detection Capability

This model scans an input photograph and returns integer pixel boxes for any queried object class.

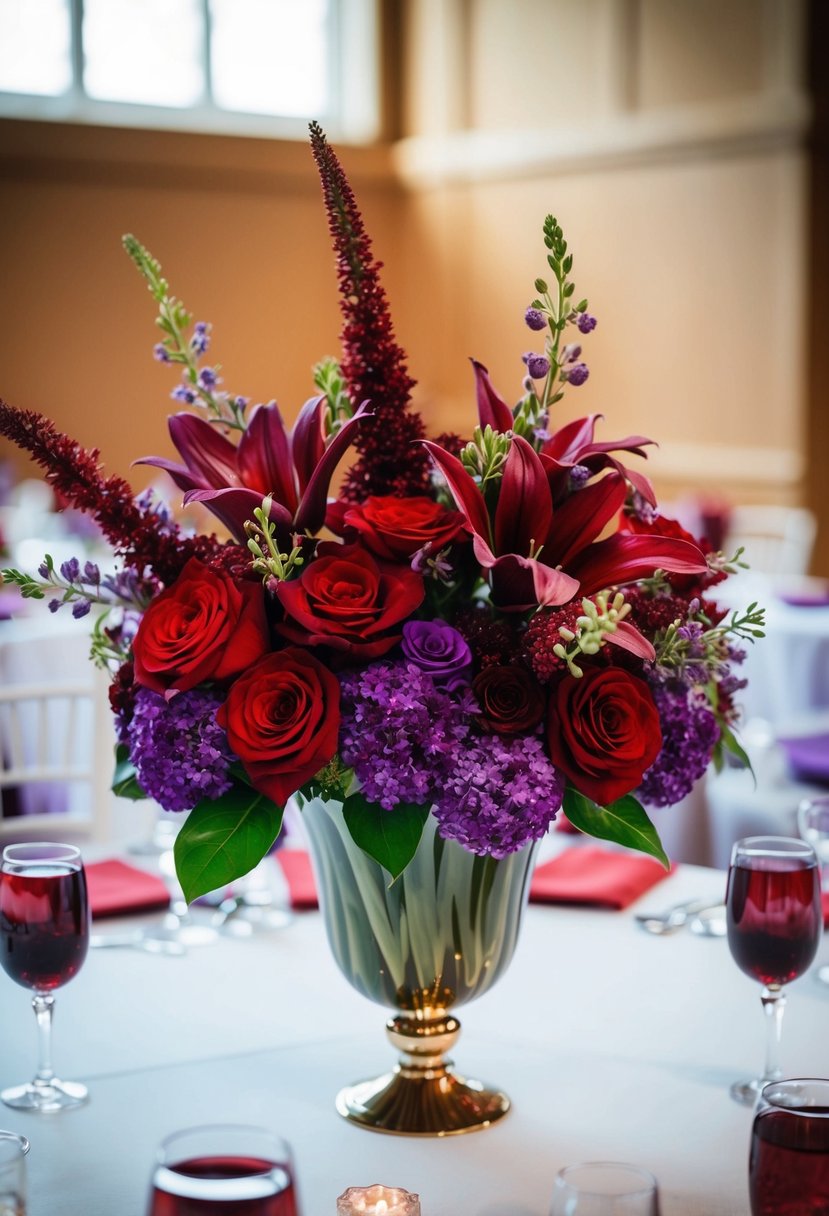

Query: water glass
[146,1124,300,1215]
[550,1162,660,1215]
[750,1078,829,1214]
[0,1132,29,1216]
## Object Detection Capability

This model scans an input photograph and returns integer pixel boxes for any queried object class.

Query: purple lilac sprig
[339,661,474,811]
[433,734,565,858]
[638,680,720,808]
[123,235,249,434]
[126,687,236,812]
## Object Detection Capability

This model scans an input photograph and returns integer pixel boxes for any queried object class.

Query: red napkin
[530,845,673,910]
[275,850,318,910]
[86,860,171,919]
[822,891,829,928]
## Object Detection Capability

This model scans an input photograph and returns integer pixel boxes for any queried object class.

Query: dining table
[1,847,827,1216]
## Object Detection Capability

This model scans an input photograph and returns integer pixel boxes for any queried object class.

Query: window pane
[0,0,72,96]
[210,0,328,117]
[83,0,204,107]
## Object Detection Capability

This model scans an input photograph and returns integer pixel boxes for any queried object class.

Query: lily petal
[566,533,709,596]
[605,620,656,661]
[168,413,241,489]
[184,486,293,543]
[422,441,492,543]
[291,395,327,495]
[541,414,603,465]
[544,471,626,568]
[236,402,298,513]
[471,359,515,433]
[132,455,206,495]
[495,435,553,558]
[293,401,371,534]
[484,552,579,612]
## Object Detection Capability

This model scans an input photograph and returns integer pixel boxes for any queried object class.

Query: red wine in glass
[749,1079,829,1215]
[149,1155,299,1216]
[147,1127,301,1216]
[0,842,90,1112]
[725,837,821,1106]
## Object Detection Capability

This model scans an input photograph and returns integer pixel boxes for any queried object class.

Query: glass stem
[760,984,786,1083]
[32,993,56,1089]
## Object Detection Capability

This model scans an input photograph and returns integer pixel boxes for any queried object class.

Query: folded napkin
[85,859,171,919]
[778,585,829,608]
[275,850,318,910]
[777,733,829,786]
[529,845,673,910]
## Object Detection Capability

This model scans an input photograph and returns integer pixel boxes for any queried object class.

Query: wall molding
[393,91,812,189]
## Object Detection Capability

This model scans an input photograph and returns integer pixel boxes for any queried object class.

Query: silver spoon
[90,932,186,956]
[635,898,723,935]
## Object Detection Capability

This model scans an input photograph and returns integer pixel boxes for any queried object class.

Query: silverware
[90,932,186,956]
[635,898,723,935]
[689,905,727,937]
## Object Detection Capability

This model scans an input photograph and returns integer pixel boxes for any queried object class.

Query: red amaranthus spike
[309,121,430,500]
[0,400,240,586]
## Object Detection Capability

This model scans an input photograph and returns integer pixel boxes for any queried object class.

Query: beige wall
[0,0,822,570]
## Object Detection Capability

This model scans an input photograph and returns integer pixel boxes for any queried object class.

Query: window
[0,0,379,142]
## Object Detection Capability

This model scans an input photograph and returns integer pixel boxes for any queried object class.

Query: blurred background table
[0,858,826,1216]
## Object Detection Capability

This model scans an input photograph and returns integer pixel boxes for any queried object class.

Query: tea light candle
[336,1183,421,1216]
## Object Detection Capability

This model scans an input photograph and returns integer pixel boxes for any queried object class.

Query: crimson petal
[543,471,626,567]
[293,402,371,534]
[605,620,656,661]
[471,359,515,433]
[495,435,553,557]
[485,553,579,612]
[541,414,602,465]
[236,402,298,513]
[567,533,709,596]
[132,455,206,494]
[422,441,491,543]
[184,486,293,543]
[291,395,327,495]
[168,413,241,488]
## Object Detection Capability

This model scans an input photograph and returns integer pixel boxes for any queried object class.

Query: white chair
[725,505,817,576]
[0,668,115,843]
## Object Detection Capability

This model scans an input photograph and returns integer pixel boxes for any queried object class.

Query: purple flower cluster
[638,681,720,808]
[339,661,473,810]
[127,687,236,812]
[433,734,564,858]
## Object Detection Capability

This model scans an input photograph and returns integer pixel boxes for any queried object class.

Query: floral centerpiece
[0,124,762,1133]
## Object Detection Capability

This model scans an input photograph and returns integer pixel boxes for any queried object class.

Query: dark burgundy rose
[341,495,466,561]
[216,648,340,806]
[132,557,269,696]
[472,664,546,735]
[546,666,662,806]
[275,541,424,659]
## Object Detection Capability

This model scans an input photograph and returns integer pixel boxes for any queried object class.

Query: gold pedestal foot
[335,1013,511,1136]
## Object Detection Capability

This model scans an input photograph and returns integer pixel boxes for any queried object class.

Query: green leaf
[174,783,283,903]
[111,744,147,801]
[719,724,755,785]
[342,793,429,881]
[563,788,670,869]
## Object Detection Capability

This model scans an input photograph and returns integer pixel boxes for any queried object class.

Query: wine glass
[798,794,829,984]
[0,842,90,1111]
[749,1078,829,1214]
[550,1162,660,1215]
[0,1131,28,1215]
[725,836,822,1106]
[146,1124,300,1216]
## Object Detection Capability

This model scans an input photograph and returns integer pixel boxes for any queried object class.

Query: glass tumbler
[550,1161,660,1216]
[750,1078,829,1214]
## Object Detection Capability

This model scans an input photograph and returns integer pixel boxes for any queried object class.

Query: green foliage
[341,792,430,881]
[111,745,147,801]
[562,788,670,869]
[174,783,284,904]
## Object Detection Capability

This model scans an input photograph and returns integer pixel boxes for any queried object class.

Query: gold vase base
[334,1012,511,1136]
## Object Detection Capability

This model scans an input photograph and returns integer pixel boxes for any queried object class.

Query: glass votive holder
[550,1161,660,1215]
[337,1184,421,1216]
[750,1078,829,1214]
[0,1132,29,1216]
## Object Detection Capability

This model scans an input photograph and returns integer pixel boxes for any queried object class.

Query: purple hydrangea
[638,681,720,808]
[339,661,473,810]
[127,687,236,813]
[434,734,564,858]
[401,620,472,687]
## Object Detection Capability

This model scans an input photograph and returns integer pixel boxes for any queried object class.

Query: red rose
[276,542,424,658]
[472,665,546,734]
[132,558,269,696]
[341,496,466,561]
[217,648,340,806]
[546,666,662,806]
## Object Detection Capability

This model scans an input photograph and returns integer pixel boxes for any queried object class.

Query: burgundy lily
[136,398,369,543]
[470,361,657,505]
[423,433,709,634]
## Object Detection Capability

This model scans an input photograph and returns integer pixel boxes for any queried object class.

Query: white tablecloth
[1,858,827,1215]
